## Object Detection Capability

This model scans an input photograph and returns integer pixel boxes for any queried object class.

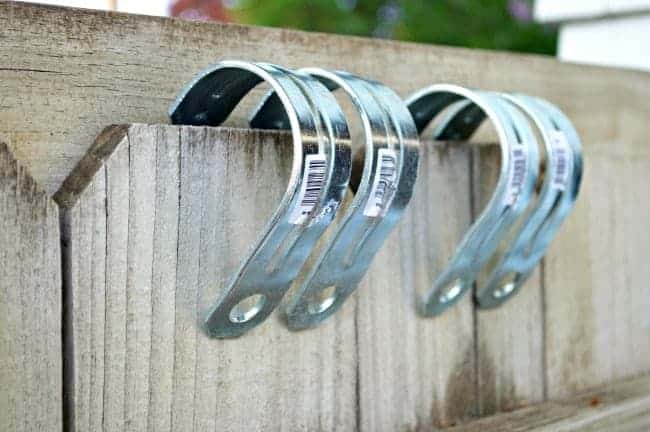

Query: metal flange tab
[405,84,539,316]
[433,94,582,307]
[169,60,352,338]
[250,68,420,330]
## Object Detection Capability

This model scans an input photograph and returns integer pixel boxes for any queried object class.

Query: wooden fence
[1,2,650,430]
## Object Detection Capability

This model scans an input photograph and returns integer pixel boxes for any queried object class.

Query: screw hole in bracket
[307,285,337,315]
[229,294,266,324]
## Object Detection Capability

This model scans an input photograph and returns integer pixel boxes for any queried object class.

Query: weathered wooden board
[58,124,358,431]
[543,94,650,398]
[57,124,650,432]
[0,142,61,431]
[58,125,483,431]
[4,2,650,428]
[356,140,475,430]
[448,373,650,432]
[472,146,544,415]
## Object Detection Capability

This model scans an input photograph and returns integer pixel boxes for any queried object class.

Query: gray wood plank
[544,107,650,398]
[2,2,650,427]
[356,140,476,430]
[124,124,156,432]
[59,125,359,431]
[103,131,131,431]
[473,146,544,415]
[0,142,62,431]
[60,125,488,430]
[59,123,650,430]
[147,125,179,432]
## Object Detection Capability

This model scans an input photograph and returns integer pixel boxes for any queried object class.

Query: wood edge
[446,373,650,431]
[52,125,297,209]
[53,124,130,209]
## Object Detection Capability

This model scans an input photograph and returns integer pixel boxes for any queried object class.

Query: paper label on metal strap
[364,148,398,218]
[503,145,527,206]
[290,154,328,225]
[549,130,570,191]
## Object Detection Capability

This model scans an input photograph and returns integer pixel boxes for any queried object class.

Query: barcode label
[503,146,527,206]
[550,130,570,191]
[364,149,398,217]
[289,154,328,225]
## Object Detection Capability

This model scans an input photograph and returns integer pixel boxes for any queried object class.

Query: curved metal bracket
[405,84,539,316]
[250,68,420,330]
[476,95,582,307]
[170,60,351,337]
[434,94,583,308]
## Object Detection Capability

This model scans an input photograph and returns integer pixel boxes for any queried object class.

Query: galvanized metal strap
[170,60,351,337]
[251,68,420,330]
[435,93,583,308]
[405,84,539,316]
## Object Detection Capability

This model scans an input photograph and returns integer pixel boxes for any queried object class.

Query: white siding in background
[535,0,650,72]
[17,0,172,16]
[116,0,169,16]
[535,0,650,22]
[558,14,650,71]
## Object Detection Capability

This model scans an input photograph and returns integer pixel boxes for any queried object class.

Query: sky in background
[20,0,171,15]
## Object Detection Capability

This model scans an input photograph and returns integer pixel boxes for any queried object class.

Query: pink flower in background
[170,0,230,22]
[508,0,532,22]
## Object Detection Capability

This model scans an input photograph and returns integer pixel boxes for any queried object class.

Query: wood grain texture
[57,124,650,430]
[3,1,650,427]
[543,92,650,398]
[1,1,650,197]
[447,373,650,432]
[60,125,358,432]
[60,125,484,431]
[0,142,62,431]
[472,146,544,415]
[356,141,476,430]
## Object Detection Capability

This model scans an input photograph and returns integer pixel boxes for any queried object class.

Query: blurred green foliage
[231,0,557,55]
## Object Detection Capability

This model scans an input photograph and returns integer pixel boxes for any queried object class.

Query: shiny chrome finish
[170,60,351,338]
[434,94,582,307]
[405,84,539,316]
[251,68,419,330]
